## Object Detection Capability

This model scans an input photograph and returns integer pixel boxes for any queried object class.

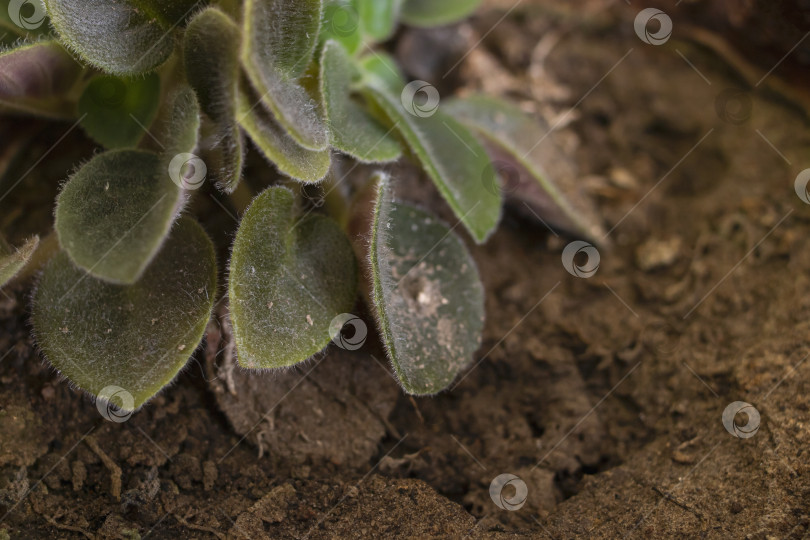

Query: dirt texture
[2,0,810,538]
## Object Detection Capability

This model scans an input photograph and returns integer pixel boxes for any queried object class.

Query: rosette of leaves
[0,0,597,412]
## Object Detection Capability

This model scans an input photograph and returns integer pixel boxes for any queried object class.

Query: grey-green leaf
[55,149,183,284]
[33,217,217,411]
[400,0,482,27]
[363,82,501,243]
[445,95,604,240]
[237,86,331,183]
[241,0,329,150]
[229,186,358,369]
[184,7,244,192]
[370,175,484,394]
[77,73,161,149]
[357,0,401,41]
[321,40,400,163]
[0,41,82,119]
[44,0,176,75]
[0,235,39,288]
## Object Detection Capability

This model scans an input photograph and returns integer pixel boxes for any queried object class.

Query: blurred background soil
[1,0,810,537]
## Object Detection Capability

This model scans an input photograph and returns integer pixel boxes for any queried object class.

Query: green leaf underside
[0,235,39,288]
[229,187,358,369]
[400,0,482,27]
[237,86,331,183]
[78,74,161,149]
[44,0,175,75]
[242,0,329,150]
[0,41,81,119]
[160,86,200,158]
[363,83,501,243]
[445,95,604,240]
[55,149,183,284]
[357,0,401,41]
[184,7,244,192]
[33,217,217,411]
[370,176,484,394]
[320,41,400,163]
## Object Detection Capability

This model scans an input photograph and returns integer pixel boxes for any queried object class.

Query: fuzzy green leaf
[370,175,484,394]
[237,86,331,183]
[445,95,604,240]
[321,0,361,54]
[241,0,329,150]
[184,7,244,193]
[321,40,400,163]
[55,149,183,284]
[358,51,405,93]
[159,86,200,159]
[363,82,501,243]
[357,0,401,41]
[77,74,161,149]
[0,235,38,288]
[0,41,82,119]
[44,0,177,75]
[400,0,482,27]
[33,217,217,412]
[229,186,358,369]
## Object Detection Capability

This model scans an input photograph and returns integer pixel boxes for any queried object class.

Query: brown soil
[2,1,810,538]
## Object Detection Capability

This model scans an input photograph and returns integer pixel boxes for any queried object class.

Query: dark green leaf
[0,41,82,119]
[229,186,358,369]
[241,0,329,150]
[369,175,484,394]
[33,217,217,411]
[184,7,244,192]
[237,86,331,183]
[55,149,183,284]
[44,0,176,75]
[400,0,482,27]
[363,81,501,243]
[0,235,38,288]
[77,73,161,149]
[321,40,400,163]
[445,95,604,240]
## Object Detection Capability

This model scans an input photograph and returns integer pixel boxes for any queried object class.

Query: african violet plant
[0,0,593,412]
